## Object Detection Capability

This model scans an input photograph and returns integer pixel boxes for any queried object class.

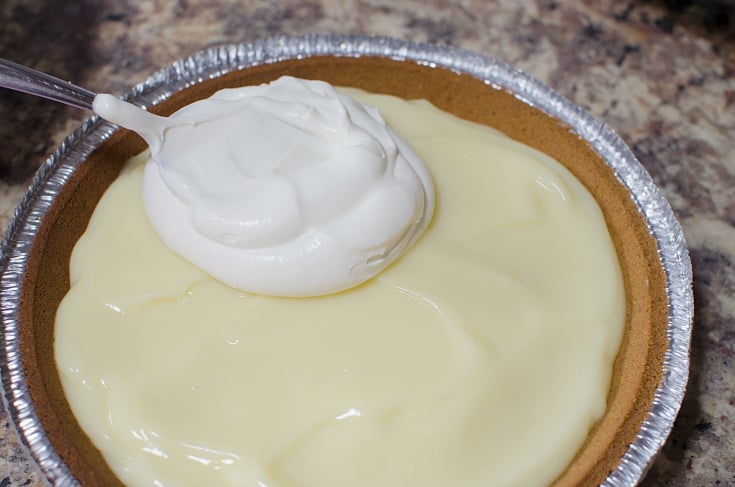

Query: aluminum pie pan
[0,34,693,487]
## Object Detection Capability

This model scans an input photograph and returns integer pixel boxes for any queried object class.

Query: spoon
[0,57,169,151]
[0,57,96,111]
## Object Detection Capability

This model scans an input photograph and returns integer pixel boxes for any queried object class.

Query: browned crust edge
[17,55,669,487]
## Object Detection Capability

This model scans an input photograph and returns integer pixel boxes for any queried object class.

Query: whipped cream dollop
[93,77,434,297]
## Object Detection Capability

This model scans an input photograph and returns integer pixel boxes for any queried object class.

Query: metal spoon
[0,57,95,111]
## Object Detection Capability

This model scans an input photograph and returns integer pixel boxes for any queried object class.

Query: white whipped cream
[93,77,434,296]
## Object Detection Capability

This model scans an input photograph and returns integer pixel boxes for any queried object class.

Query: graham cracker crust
[17,56,668,487]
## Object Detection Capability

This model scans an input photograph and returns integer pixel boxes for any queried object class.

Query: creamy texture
[57,90,625,487]
[93,77,434,297]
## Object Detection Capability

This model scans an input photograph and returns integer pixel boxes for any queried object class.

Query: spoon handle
[0,58,96,111]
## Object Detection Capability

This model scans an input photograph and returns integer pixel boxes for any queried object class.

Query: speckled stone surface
[0,0,733,486]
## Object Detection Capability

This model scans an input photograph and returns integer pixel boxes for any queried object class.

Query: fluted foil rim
[0,34,693,487]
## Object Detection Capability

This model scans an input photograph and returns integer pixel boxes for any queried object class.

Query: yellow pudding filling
[55,90,625,487]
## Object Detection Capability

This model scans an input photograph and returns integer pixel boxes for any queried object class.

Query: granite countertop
[0,0,733,485]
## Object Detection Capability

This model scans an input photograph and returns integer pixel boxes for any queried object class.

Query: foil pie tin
[0,35,693,486]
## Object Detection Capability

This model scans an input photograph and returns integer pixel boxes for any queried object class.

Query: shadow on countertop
[644,0,735,46]
[641,245,735,486]
[0,1,106,184]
